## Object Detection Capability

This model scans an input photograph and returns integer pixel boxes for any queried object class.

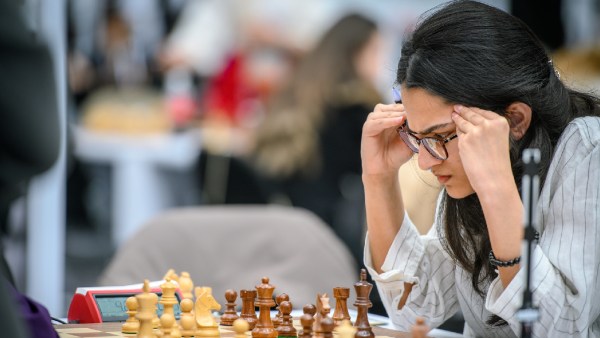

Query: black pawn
[221,289,239,326]
[299,314,314,338]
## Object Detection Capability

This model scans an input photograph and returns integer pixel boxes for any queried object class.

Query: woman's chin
[445,186,476,199]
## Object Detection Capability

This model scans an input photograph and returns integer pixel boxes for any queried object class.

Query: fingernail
[454,105,463,112]
[451,111,458,119]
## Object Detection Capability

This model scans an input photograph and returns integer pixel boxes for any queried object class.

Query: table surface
[55,322,417,338]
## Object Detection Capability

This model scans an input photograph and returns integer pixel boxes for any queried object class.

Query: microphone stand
[516,149,541,338]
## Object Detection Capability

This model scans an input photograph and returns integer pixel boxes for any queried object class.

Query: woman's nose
[417,144,443,171]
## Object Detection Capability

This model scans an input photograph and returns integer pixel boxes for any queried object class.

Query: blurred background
[3,0,600,322]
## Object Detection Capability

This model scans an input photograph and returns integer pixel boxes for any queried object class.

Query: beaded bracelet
[488,231,540,267]
[489,251,521,267]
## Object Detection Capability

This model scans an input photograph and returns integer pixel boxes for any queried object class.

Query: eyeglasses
[397,121,458,160]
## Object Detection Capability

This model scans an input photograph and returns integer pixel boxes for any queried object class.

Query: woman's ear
[505,102,532,140]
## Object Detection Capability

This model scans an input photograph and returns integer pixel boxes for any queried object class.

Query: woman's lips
[437,175,451,184]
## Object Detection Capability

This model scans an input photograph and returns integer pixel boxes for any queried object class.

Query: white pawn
[121,296,139,334]
[233,318,250,338]
[159,313,179,338]
[180,298,196,338]
[336,320,356,338]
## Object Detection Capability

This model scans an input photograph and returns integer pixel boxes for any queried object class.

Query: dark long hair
[396,0,600,296]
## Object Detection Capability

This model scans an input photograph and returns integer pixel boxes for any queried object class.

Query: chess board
[55,322,416,338]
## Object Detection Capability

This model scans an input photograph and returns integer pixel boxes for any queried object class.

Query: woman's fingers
[451,111,472,135]
[453,105,487,125]
[363,114,404,136]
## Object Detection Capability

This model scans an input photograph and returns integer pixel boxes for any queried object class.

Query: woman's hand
[361,103,413,177]
[451,105,514,195]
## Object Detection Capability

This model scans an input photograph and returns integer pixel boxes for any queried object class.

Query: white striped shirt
[364,117,600,337]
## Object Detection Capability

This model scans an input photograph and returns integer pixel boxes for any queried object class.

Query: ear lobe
[505,102,532,140]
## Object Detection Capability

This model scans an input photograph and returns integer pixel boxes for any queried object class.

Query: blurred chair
[98,205,358,307]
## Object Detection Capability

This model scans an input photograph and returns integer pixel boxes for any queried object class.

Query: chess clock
[67,281,183,324]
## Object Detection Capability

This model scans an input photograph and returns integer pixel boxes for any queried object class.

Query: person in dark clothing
[0,1,61,337]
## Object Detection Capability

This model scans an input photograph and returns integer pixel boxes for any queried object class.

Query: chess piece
[163,269,179,283]
[195,286,222,337]
[160,278,179,318]
[273,293,289,329]
[353,269,374,338]
[313,294,331,337]
[121,296,139,334]
[233,318,250,338]
[179,272,194,299]
[299,314,314,338]
[411,317,429,338]
[332,287,351,325]
[221,289,240,326]
[303,304,317,317]
[240,289,258,330]
[252,277,277,338]
[276,301,296,338]
[136,280,156,338]
[180,298,197,338]
[336,320,357,338]
[321,317,334,338]
[159,312,180,338]
[151,291,161,328]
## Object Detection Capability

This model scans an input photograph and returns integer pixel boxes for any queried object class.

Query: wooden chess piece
[179,272,194,300]
[160,278,178,318]
[336,320,357,338]
[276,301,296,338]
[411,317,429,338]
[321,317,334,338]
[240,289,258,330]
[180,298,197,338]
[233,318,250,338]
[353,269,374,338]
[195,287,221,337]
[273,293,289,329]
[313,294,331,337]
[332,287,351,326]
[299,314,314,338]
[221,289,240,326]
[151,291,161,328]
[121,296,139,334]
[252,277,277,338]
[302,304,316,317]
[136,280,156,338]
[159,312,180,338]
[163,269,179,283]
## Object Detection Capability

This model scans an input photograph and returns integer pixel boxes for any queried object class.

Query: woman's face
[401,86,475,199]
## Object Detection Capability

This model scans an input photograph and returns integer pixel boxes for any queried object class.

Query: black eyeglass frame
[397,121,458,160]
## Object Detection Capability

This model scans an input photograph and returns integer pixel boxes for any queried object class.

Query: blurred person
[160,0,343,140]
[362,1,600,336]
[68,0,177,104]
[250,13,384,265]
[1,1,61,337]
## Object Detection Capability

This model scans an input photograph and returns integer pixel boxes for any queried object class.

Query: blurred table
[73,126,201,247]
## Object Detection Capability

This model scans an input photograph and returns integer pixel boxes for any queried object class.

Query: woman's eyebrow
[407,122,454,135]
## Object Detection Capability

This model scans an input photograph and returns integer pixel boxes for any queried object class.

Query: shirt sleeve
[485,117,600,337]
[364,210,459,331]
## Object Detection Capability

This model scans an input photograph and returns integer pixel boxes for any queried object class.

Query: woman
[251,13,383,264]
[361,1,600,337]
